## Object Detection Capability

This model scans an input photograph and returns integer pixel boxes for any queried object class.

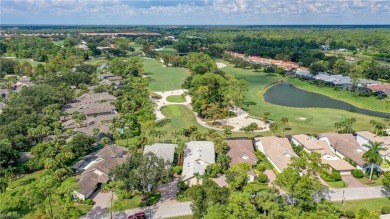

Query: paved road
[121,202,192,219]
[327,186,388,201]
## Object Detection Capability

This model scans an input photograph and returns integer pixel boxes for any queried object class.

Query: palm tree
[224,128,232,138]
[369,120,378,133]
[363,141,385,181]
[281,117,289,133]
[269,123,278,136]
[176,142,186,166]
[263,112,271,121]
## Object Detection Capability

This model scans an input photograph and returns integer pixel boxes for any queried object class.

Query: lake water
[263,83,390,118]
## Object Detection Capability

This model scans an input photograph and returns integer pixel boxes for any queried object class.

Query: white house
[143,143,177,164]
[182,141,215,186]
[356,131,390,161]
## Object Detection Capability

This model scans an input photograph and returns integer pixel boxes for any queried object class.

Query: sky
[1,0,390,25]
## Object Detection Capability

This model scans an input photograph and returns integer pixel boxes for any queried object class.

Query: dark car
[128,212,147,219]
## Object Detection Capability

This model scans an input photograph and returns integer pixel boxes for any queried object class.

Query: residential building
[319,133,367,170]
[73,145,128,200]
[226,139,257,167]
[355,131,390,161]
[226,139,258,182]
[143,143,177,163]
[182,141,215,186]
[292,134,355,174]
[255,137,297,173]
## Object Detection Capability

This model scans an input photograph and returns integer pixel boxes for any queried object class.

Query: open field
[287,78,388,113]
[157,105,210,134]
[5,57,45,67]
[156,46,178,55]
[143,58,190,92]
[335,198,390,212]
[53,40,64,46]
[218,59,384,135]
[86,57,108,66]
[166,95,186,103]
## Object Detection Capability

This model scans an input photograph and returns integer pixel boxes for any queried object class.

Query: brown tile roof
[368,84,390,91]
[320,133,366,167]
[226,139,257,166]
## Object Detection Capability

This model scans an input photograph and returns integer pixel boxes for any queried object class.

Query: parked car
[128,212,147,219]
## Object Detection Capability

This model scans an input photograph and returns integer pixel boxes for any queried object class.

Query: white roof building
[143,143,177,163]
[182,141,215,185]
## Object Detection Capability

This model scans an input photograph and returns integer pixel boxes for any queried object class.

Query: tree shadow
[15,178,36,187]
[156,119,171,127]
[243,101,257,107]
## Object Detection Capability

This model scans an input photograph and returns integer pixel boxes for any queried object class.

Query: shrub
[372,174,378,180]
[255,151,265,162]
[205,163,221,178]
[150,93,162,99]
[177,180,189,192]
[84,199,94,205]
[331,171,342,181]
[255,164,265,172]
[257,173,268,183]
[172,166,183,175]
[343,210,356,218]
[320,173,335,182]
[352,169,364,178]
[381,206,390,214]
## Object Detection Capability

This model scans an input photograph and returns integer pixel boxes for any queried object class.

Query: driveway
[342,175,365,188]
[264,170,276,186]
[158,178,179,205]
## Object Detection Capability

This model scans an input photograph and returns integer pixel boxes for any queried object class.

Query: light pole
[341,190,345,205]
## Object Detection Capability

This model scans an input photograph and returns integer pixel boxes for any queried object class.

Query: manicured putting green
[166,95,186,103]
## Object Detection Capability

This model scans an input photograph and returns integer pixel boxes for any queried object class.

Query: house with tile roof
[355,131,390,161]
[143,143,177,163]
[319,133,367,171]
[255,137,297,173]
[182,141,215,186]
[73,145,128,200]
[292,134,355,174]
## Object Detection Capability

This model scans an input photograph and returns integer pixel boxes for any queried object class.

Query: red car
[128,212,147,219]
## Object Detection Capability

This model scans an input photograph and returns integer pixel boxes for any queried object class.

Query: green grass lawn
[86,57,108,66]
[112,195,142,211]
[327,180,348,188]
[157,46,178,55]
[143,58,190,91]
[53,40,64,46]
[218,59,384,135]
[157,105,209,134]
[287,78,388,112]
[166,95,186,103]
[75,204,93,214]
[335,198,390,212]
[9,170,46,189]
[9,58,45,67]
[357,175,384,186]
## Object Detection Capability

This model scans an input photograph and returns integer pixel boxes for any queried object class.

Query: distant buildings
[61,91,118,140]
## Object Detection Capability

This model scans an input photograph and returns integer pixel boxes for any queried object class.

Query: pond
[263,83,390,118]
